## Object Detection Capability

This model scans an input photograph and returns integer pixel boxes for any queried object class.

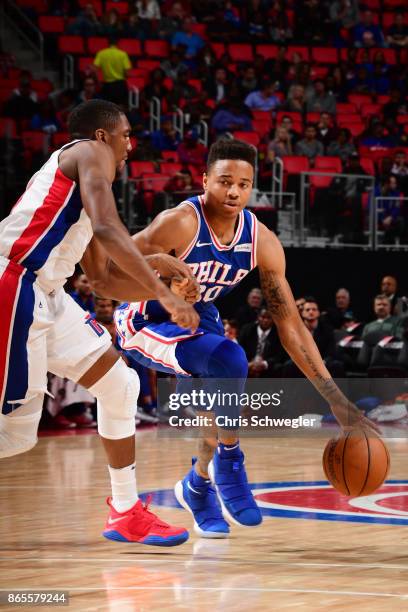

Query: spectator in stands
[132,131,159,160]
[70,273,95,314]
[383,90,408,118]
[265,45,290,85]
[206,67,231,103]
[295,296,306,316]
[223,319,239,342]
[161,50,188,81]
[67,3,103,36]
[93,35,131,107]
[152,169,200,215]
[0,42,15,77]
[316,112,337,150]
[346,66,372,94]
[4,70,38,123]
[239,66,258,97]
[136,0,161,21]
[223,1,241,29]
[362,295,401,339]
[55,89,76,131]
[280,115,301,146]
[327,128,356,163]
[360,121,395,148]
[380,275,400,313]
[143,68,168,101]
[123,12,151,39]
[284,84,306,113]
[94,297,117,342]
[177,130,207,167]
[324,288,355,329]
[103,8,124,37]
[371,63,390,95]
[157,1,185,39]
[183,89,213,126]
[151,116,181,150]
[353,9,384,48]
[77,75,100,104]
[171,17,205,64]
[30,99,60,134]
[239,309,284,377]
[295,0,329,44]
[167,71,198,107]
[235,287,264,329]
[391,150,408,195]
[375,176,405,244]
[211,99,252,136]
[248,11,268,41]
[244,79,280,113]
[306,80,336,114]
[386,12,408,49]
[295,124,324,163]
[267,0,293,43]
[266,126,293,160]
[329,0,359,31]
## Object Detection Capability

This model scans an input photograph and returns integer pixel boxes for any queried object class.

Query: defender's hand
[170,277,201,304]
[159,291,200,332]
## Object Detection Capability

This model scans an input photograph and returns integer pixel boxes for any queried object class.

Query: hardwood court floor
[1,428,408,611]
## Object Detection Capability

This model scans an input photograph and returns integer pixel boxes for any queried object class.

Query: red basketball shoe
[103,496,189,546]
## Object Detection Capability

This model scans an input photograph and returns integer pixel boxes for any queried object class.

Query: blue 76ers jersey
[115,194,258,346]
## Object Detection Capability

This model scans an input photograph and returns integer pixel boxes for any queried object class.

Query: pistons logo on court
[141,480,408,525]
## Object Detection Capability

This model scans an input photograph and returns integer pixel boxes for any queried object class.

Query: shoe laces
[141,495,171,530]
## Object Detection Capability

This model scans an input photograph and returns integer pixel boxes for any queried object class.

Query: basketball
[323,432,390,497]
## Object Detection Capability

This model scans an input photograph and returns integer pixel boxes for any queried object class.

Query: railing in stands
[173,108,184,140]
[197,120,208,147]
[128,86,139,110]
[271,158,284,209]
[0,0,44,70]
[149,97,160,132]
[63,54,74,90]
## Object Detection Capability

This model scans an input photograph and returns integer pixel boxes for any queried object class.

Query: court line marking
[1,558,408,571]
[0,587,406,598]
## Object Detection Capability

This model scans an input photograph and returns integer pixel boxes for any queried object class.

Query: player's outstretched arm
[256,223,379,434]
[75,143,199,330]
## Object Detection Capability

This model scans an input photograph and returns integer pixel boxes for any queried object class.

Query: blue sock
[218,442,241,458]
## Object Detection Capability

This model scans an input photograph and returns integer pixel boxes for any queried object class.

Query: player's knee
[89,358,140,440]
[208,340,248,379]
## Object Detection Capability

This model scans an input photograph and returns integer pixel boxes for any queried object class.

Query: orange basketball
[323,431,390,497]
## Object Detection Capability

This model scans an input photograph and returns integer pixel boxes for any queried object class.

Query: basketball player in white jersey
[93,139,380,538]
[0,99,200,546]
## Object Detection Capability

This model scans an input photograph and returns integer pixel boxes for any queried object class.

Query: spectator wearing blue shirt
[211,99,253,136]
[70,273,95,314]
[360,122,396,148]
[151,116,181,150]
[244,80,280,113]
[375,176,405,244]
[171,17,205,62]
[354,9,384,47]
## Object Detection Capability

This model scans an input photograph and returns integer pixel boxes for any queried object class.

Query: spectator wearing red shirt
[177,130,207,167]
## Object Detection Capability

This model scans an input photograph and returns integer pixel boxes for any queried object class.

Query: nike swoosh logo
[187,481,202,495]
[107,516,127,525]
[196,241,212,247]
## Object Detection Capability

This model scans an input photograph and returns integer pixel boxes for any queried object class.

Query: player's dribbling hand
[170,277,201,303]
[160,292,200,332]
[331,402,382,436]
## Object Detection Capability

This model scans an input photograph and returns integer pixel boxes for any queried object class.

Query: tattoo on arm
[260,269,290,320]
[299,344,348,406]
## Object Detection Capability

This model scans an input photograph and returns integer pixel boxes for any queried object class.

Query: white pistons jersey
[0,139,92,293]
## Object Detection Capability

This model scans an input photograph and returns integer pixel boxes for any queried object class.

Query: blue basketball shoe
[208,444,262,527]
[174,458,230,538]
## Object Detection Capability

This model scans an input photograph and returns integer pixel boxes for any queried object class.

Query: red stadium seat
[360,104,383,119]
[369,48,397,65]
[228,44,254,63]
[127,76,147,90]
[22,131,48,153]
[78,56,100,77]
[106,1,129,14]
[377,94,390,105]
[233,131,260,146]
[38,16,65,33]
[52,132,70,148]
[286,46,309,62]
[188,79,202,92]
[311,48,338,64]
[309,174,333,188]
[282,156,310,175]
[191,23,207,38]
[118,39,142,56]
[0,118,17,139]
[360,157,376,176]
[161,150,180,161]
[383,0,405,8]
[144,40,169,58]
[210,42,225,59]
[127,68,148,78]
[348,123,365,137]
[396,116,408,125]
[78,0,102,16]
[276,111,302,124]
[137,59,161,71]
[141,173,169,192]
[310,66,329,80]
[129,161,156,177]
[160,162,183,175]
[348,94,373,109]
[315,156,342,173]
[337,114,363,126]
[336,103,357,114]
[255,45,279,60]
[58,36,85,55]
[87,37,108,55]
[306,113,321,124]
[16,0,47,11]
[252,110,273,124]
[253,120,272,138]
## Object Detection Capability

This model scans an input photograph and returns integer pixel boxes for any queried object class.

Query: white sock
[108,462,139,513]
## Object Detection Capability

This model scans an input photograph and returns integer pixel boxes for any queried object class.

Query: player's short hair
[207,138,256,173]
[68,99,123,139]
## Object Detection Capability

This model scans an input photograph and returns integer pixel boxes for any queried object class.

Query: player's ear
[95,128,107,143]
[203,172,208,191]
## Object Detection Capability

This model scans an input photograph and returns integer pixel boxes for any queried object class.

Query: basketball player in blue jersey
[96,139,379,538]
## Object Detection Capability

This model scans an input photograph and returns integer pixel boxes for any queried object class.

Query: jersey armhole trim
[249,211,258,270]
[178,201,201,261]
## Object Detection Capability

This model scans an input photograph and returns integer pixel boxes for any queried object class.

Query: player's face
[203,160,254,218]
[106,114,132,173]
